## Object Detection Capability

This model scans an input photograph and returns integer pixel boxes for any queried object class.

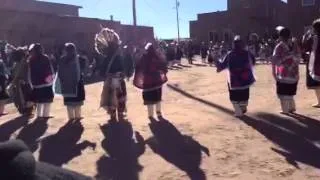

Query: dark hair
[29,43,43,55]
[279,28,291,40]
[64,43,76,53]
[313,18,320,35]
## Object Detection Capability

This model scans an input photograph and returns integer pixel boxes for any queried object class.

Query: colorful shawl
[54,55,80,97]
[216,50,256,90]
[133,52,168,91]
[28,54,55,89]
[272,41,300,84]
[308,35,320,81]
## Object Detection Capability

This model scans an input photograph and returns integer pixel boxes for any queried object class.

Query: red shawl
[133,52,168,90]
[29,54,54,88]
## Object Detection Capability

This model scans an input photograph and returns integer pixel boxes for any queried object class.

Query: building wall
[0,9,154,54]
[0,0,80,16]
[288,0,320,36]
[190,0,288,43]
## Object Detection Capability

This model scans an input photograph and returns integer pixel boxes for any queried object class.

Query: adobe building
[0,0,154,53]
[190,0,287,44]
[288,0,320,36]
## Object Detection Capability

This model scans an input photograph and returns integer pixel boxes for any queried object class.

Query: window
[302,0,315,6]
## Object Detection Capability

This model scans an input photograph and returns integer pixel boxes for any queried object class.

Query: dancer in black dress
[54,43,85,120]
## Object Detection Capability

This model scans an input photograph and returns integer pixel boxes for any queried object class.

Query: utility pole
[175,0,180,43]
[133,0,137,26]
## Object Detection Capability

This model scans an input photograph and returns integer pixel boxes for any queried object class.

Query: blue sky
[41,0,226,39]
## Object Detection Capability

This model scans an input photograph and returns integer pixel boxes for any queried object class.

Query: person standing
[28,43,55,118]
[8,47,34,116]
[0,56,9,115]
[175,44,183,66]
[215,36,256,117]
[54,43,85,121]
[95,28,133,121]
[133,43,168,119]
[200,42,208,64]
[302,19,320,108]
[272,27,300,113]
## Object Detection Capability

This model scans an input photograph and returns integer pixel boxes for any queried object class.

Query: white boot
[43,103,51,118]
[75,106,82,119]
[36,103,44,118]
[156,102,162,117]
[289,98,296,113]
[280,99,290,114]
[147,105,154,119]
[232,102,243,117]
[67,106,75,120]
[313,89,320,108]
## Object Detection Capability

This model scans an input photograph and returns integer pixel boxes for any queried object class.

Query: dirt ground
[1,57,320,180]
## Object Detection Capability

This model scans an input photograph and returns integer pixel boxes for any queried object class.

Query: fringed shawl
[216,50,256,90]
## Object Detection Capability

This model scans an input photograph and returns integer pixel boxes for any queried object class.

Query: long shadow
[192,63,207,67]
[16,117,49,152]
[167,84,234,116]
[38,120,96,166]
[0,115,29,142]
[146,117,210,180]
[96,120,145,180]
[240,113,320,169]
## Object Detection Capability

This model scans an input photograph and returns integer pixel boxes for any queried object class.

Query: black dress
[143,88,162,105]
[31,86,54,103]
[277,82,298,96]
[63,76,85,106]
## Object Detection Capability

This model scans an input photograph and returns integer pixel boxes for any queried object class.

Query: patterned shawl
[272,41,300,84]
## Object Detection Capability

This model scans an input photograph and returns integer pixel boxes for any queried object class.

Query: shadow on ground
[16,117,49,152]
[38,119,96,166]
[240,112,320,169]
[0,115,29,142]
[167,84,234,116]
[146,117,210,180]
[96,120,145,180]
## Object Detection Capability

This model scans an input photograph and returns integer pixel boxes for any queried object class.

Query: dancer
[302,19,320,107]
[133,43,168,119]
[175,44,183,66]
[200,42,208,64]
[215,36,256,117]
[187,41,194,64]
[272,27,300,113]
[95,27,133,121]
[0,55,9,115]
[28,43,55,118]
[54,43,85,121]
[8,47,34,115]
[166,43,176,68]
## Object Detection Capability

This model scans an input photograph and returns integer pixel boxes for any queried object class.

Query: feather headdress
[94,27,121,56]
